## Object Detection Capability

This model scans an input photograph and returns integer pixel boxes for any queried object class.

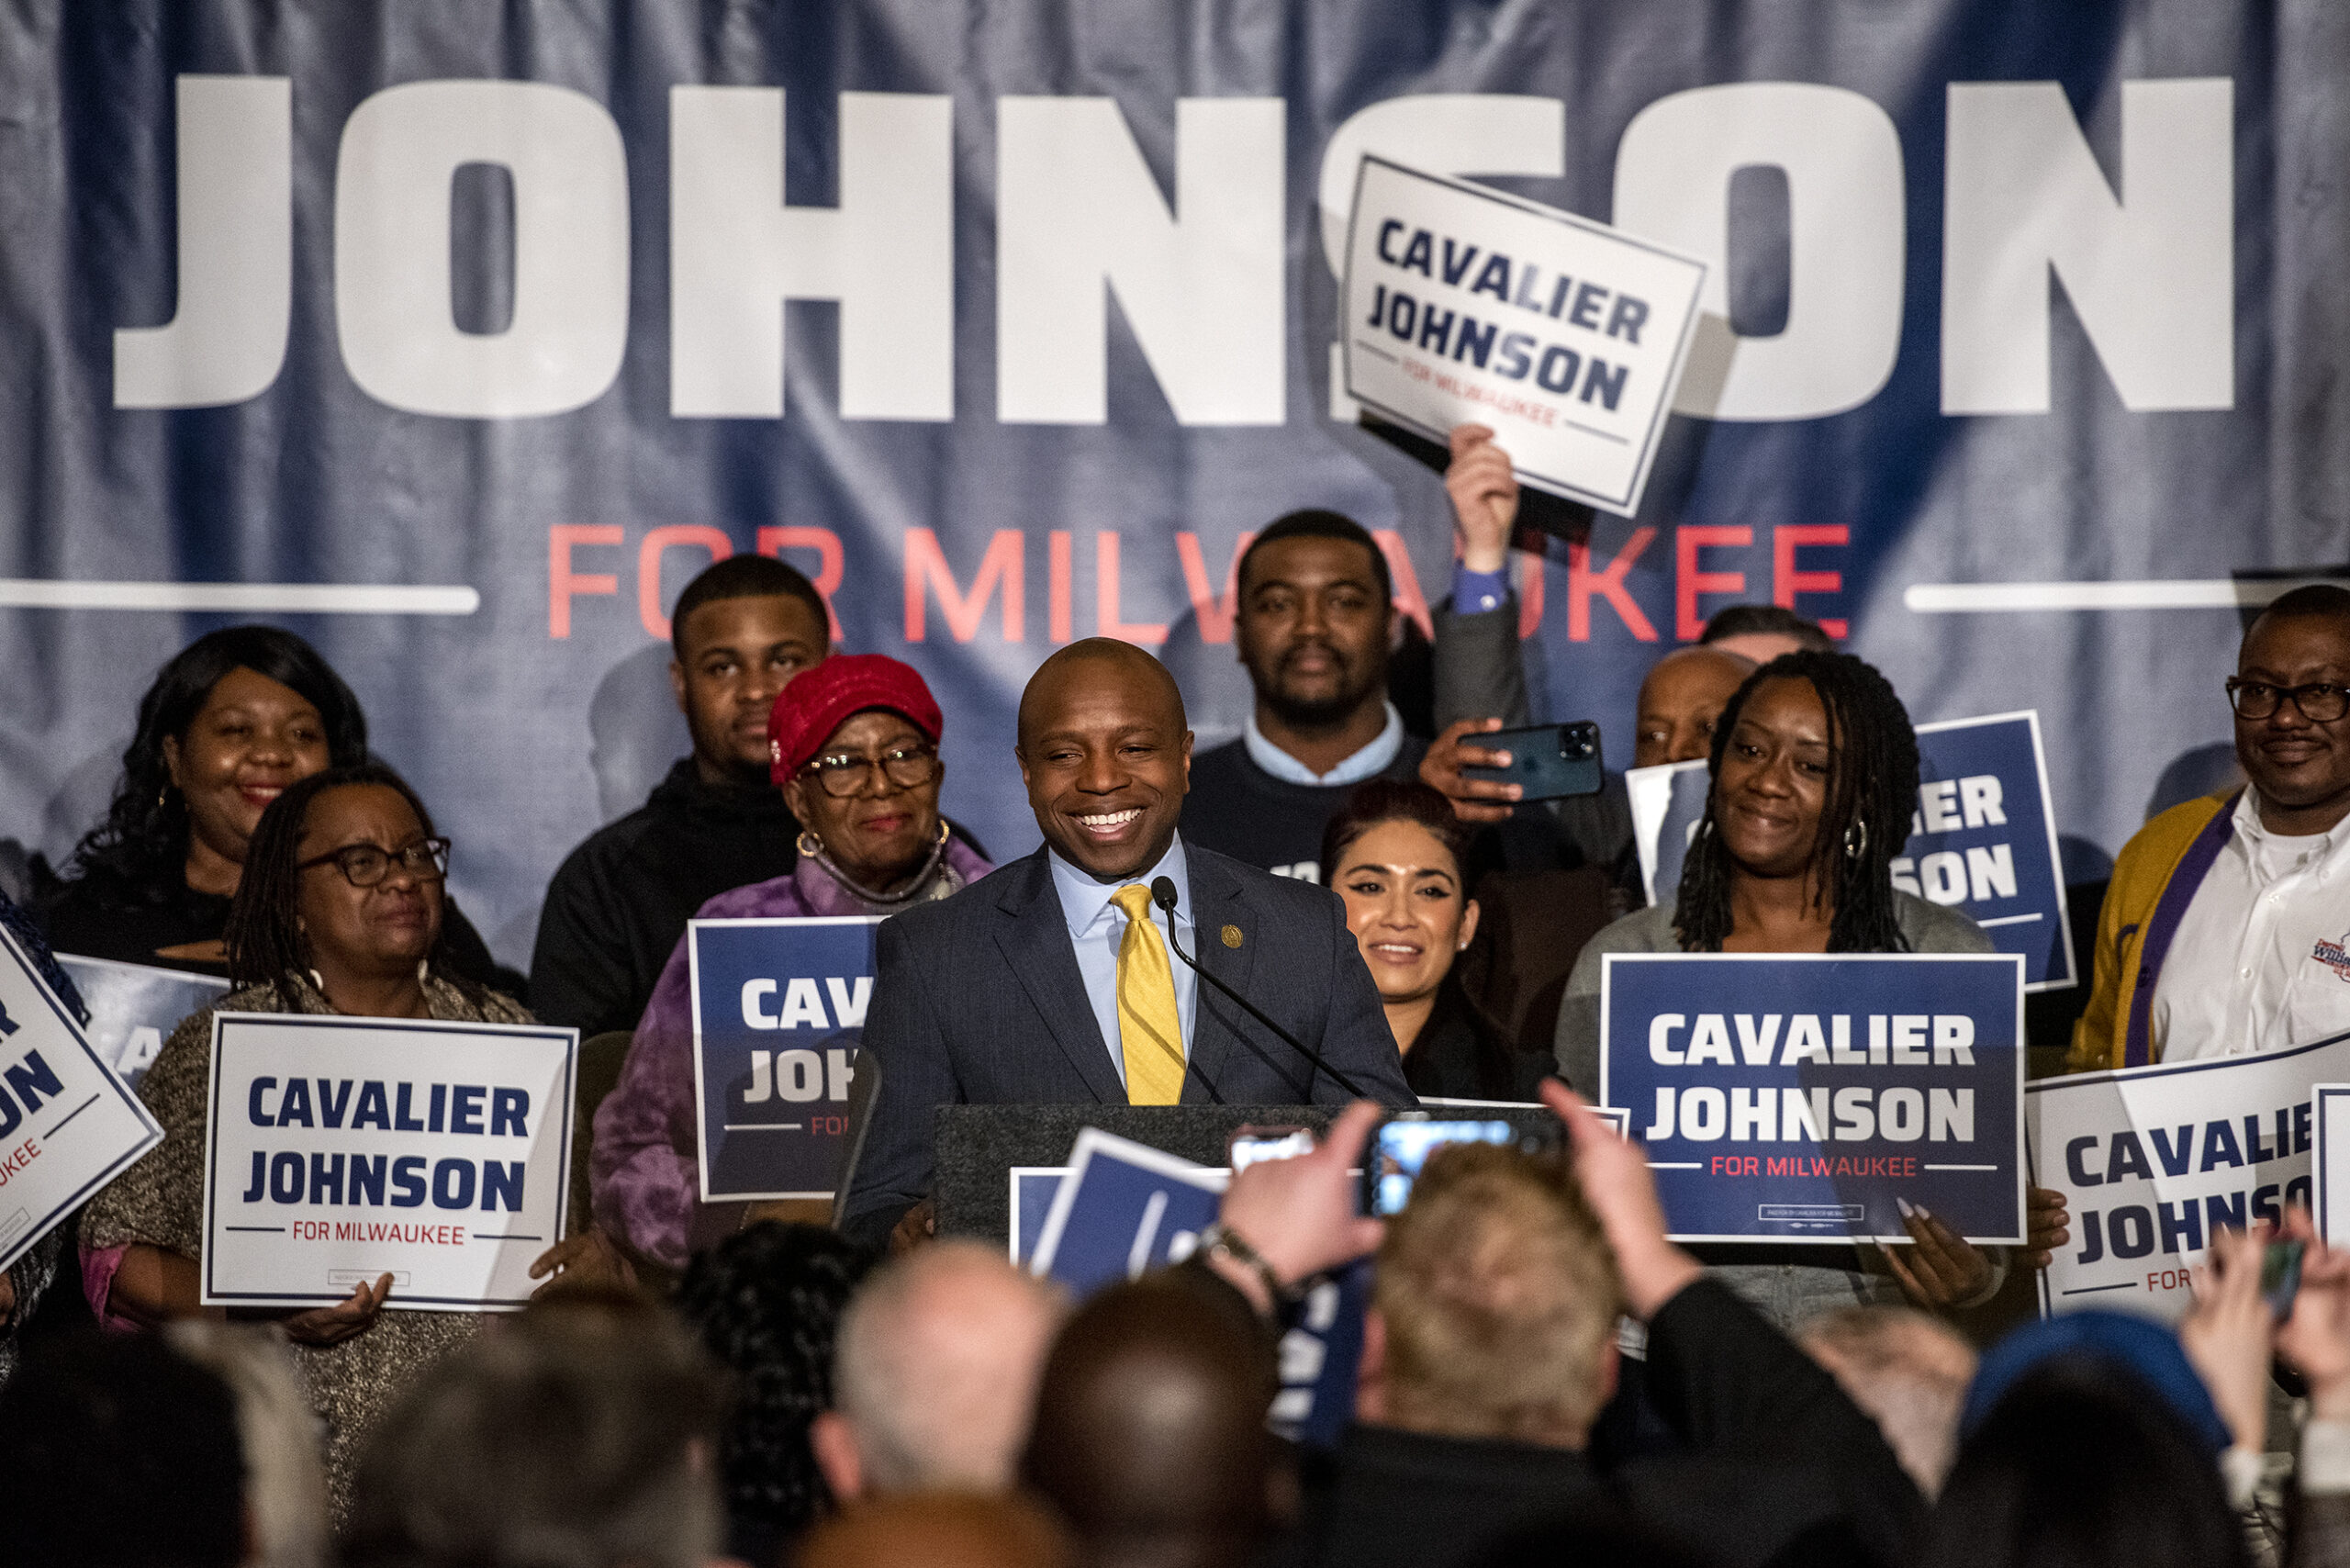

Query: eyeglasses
[297,838,452,888]
[799,745,940,799]
[2225,678,2350,723]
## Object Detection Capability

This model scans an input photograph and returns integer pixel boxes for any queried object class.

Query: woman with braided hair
[1553,650,2059,1328]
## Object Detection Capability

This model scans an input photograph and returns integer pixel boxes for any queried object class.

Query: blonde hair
[1374,1142,1622,1445]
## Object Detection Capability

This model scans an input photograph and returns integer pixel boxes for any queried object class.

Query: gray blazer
[1550,893,1996,1094]
[843,845,1416,1237]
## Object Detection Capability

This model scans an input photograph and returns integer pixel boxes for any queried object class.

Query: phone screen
[1370,1119,1519,1216]
[1229,1129,1315,1172]
[2263,1239,2306,1318]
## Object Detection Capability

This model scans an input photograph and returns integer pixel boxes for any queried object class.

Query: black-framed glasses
[2226,678,2350,723]
[799,745,940,798]
[297,837,451,888]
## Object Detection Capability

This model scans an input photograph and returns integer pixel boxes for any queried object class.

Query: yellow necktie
[1111,884,1186,1105]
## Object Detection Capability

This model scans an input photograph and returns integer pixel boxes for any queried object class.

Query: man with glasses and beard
[2072,585,2350,1068]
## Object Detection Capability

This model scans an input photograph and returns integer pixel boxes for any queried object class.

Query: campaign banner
[1340,155,1706,518]
[56,954,230,1090]
[1601,953,2026,1243]
[2315,1084,2350,1248]
[2032,1031,2350,1321]
[0,929,163,1272]
[1628,712,2076,991]
[199,1013,576,1312]
[688,916,878,1202]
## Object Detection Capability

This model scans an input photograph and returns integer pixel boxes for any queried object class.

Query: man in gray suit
[842,639,1416,1245]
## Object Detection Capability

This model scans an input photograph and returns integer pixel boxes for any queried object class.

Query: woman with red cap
[589,655,991,1271]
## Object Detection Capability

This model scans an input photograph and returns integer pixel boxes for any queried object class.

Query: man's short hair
[1236,510,1393,608]
[343,1296,725,1568]
[0,1329,247,1568]
[834,1240,1065,1494]
[1375,1142,1622,1444]
[669,553,831,655]
[1699,602,1832,652]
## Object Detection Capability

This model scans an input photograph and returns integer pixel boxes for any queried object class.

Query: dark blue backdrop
[1,1,2340,969]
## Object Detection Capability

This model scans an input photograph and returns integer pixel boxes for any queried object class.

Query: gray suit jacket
[842,844,1416,1237]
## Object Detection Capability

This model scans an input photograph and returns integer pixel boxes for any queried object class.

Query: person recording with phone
[1319,780,1548,1101]
[1551,652,2065,1327]
[841,640,1414,1249]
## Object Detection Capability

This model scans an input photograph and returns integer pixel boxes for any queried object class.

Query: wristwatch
[1197,1221,1297,1308]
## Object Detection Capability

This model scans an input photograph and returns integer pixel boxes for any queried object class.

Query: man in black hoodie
[530,555,830,1038]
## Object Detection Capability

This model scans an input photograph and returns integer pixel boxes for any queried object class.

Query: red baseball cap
[767,655,945,783]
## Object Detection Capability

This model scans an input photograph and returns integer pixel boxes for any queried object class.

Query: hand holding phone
[1459,722,1606,801]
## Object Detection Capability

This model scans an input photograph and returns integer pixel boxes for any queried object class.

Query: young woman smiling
[1321,780,1544,1102]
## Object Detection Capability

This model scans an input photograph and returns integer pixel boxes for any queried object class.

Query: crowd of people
[2,418,2348,1568]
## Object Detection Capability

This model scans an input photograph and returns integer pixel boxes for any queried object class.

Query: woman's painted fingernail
[1897,1196,1917,1219]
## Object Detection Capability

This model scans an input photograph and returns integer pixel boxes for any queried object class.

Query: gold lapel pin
[1222,924,1244,949]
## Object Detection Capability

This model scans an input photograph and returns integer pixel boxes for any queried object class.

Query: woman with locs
[591,655,992,1272]
[79,764,629,1516]
[1554,650,2067,1328]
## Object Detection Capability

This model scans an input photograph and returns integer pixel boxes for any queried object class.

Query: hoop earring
[935,819,950,847]
[1842,819,1868,861]
[797,830,823,858]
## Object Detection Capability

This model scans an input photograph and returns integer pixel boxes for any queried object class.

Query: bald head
[1018,639,1188,746]
[1016,640,1193,880]
[817,1242,1064,1502]
[1633,645,1756,768]
[1022,1274,1283,1568]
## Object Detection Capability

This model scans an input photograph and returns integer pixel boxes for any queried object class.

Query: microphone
[1149,876,1370,1100]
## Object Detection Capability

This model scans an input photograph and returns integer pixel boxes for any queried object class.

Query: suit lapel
[993,851,1126,1103]
[1182,850,1273,1103]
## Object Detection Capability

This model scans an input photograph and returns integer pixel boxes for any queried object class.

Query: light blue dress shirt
[1047,834,1202,1091]
[1242,700,1405,787]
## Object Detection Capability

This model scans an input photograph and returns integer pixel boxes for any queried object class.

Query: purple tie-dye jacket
[589,837,992,1270]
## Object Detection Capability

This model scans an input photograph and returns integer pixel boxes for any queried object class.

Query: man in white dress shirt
[2073,585,2350,1069]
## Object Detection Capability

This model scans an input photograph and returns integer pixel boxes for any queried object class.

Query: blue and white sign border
[686,914,883,1203]
[1600,949,2028,1245]
[1339,153,1706,518]
[1915,710,2076,992]
[197,1012,578,1311]
[2029,1026,2350,1317]
[0,928,162,1273]
[2313,1081,2350,1247]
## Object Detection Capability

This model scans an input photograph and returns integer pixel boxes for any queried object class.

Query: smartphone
[1460,722,1606,801]
[2263,1239,2306,1320]
[1229,1126,1314,1172]
[1364,1117,1561,1216]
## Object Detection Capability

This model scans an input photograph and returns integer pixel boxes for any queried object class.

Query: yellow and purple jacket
[2068,790,2244,1073]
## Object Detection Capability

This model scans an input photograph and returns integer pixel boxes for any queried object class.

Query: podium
[929,1102,1563,1245]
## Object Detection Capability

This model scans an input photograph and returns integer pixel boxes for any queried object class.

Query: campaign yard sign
[1601,953,2026,1244]
[1627,711,2076,991]
[688,916,880,1202]
[0,929,162,1272]
[1026,1127,1226,1298]
[57,954,229,1090]
[2032,1031,2350,1321]
[1340,155,1706,519]
[200,1014,576,1312]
